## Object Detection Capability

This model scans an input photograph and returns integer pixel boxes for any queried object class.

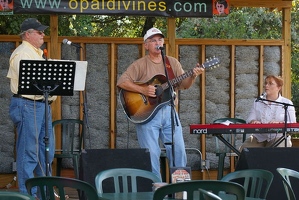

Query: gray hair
[19,29,34,40]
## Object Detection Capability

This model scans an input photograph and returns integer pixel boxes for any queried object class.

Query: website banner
[12,0,213,17]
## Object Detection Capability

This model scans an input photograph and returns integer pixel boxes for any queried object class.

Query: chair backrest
[276,167,299,200]
[221,169,273,199]
[52,119,84,154]
[153,180,245,200]
[25,176,100,200]
[95,168,161,193]
[213,117,247,152]
[0,191,35,200]
[198,188,222,200]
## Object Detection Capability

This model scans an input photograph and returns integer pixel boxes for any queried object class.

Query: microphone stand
[78,45,89,150]
[82,89,90,150]
[160,49,178,167]
[256,97,295,147]
[63,42,89,150]
[62,43,90,152]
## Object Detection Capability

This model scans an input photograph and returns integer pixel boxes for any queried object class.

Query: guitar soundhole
[141,94,148,105]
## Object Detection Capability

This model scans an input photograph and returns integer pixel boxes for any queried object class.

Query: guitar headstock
[202,56,220,69]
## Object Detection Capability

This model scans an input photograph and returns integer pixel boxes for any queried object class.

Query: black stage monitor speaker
[79,148,152,192]
[235,147,299,200]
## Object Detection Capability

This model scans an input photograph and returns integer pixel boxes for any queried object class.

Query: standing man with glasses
[7,18,57,198]
[117,27,204,179]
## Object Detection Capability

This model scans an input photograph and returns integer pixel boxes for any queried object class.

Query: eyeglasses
[147,38,164,43]
[264,81,277,86]
[29,30,44,35]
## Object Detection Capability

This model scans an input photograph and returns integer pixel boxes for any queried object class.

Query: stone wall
[0,42,16,173]
[0,42,281,173]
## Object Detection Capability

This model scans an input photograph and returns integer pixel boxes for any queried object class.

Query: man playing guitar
[117,27,205,180]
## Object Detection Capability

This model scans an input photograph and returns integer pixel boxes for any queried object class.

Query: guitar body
[119,57,220,124]
[119,74,172,124]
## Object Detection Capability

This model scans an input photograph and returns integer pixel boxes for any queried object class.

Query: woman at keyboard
[240,75,296,150]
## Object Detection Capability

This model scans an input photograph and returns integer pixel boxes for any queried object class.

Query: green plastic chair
[276,167,299,200]
[25,176,103,200]
[0,191,35,200]
[221,169,274,199]
[95,168,161,194]
[213,117,247,179]
[153,180,245,200]
[53,119,84,179]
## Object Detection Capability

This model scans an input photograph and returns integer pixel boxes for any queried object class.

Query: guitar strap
[164,56,178,114]
[164,56,176,81]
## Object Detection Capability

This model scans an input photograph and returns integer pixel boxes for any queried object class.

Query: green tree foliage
[58,15,146,37]
[176,7,283,39]
[0,15,50,35]
[56,15,188,37]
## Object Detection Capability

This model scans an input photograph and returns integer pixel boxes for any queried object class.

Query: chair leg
[160,153,167,182]
[217,153,226,180]
[56,158,62,177]
[73,156,79,179]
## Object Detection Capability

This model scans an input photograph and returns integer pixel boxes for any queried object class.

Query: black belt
[13,94,53,105]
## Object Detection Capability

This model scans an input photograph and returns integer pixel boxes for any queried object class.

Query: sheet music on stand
[73,60,88,91]
[18,60,77,96]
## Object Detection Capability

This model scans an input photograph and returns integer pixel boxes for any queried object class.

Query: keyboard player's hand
[268,120,284,124]
[249,120,261,124]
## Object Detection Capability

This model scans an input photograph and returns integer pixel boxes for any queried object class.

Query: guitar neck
[169,69,194,87]
[160,57,218,90]
[159,69,193,91]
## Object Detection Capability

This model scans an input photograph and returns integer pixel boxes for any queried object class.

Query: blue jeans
[9,97,54,197]
[136,104,187,180]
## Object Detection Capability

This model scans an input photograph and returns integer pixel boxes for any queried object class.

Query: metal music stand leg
[43,89,51,176]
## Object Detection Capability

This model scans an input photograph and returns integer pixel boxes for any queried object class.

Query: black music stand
[18,60,76,176]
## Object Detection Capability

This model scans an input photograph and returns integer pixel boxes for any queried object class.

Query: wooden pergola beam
[230,0,292,8]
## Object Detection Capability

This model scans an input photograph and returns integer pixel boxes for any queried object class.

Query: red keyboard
[190,123,299,134]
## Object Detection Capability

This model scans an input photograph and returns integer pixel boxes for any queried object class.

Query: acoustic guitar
[119,57,220,124]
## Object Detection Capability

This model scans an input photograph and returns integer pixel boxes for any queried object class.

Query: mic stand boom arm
[256,97,295,147]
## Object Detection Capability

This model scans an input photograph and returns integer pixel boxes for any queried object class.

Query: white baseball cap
[144,27,164,41]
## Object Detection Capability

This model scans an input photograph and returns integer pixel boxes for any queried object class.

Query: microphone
[260,92,267,99]
[256,92,266,102]
[62,39,82,48]
[43,49,48,60]
[156,46,164,50]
